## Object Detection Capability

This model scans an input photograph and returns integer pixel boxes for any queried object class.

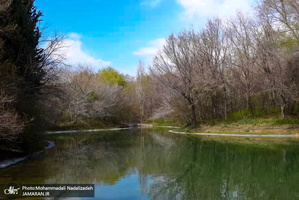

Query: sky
[36,0,257,76]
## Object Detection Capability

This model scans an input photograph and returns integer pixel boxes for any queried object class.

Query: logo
[3,183,21,199]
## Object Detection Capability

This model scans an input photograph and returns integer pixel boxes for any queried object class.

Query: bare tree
[226,13,260,115]
[151,31,200,125]
[0,90,29,152]
[196,18,230,119]
[57,66,124,122]
[137,61,146,123]
[259,0,299,40]
[256,2,299,118]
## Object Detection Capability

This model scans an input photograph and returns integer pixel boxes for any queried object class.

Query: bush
[0,91,27,153]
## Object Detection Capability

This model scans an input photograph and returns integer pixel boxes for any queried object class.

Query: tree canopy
[98,67,127,87]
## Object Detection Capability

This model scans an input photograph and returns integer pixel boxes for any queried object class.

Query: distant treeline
[148,0,299,124]
[0,0,299,155]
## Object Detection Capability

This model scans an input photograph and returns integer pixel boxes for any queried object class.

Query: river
[1,128,299,199]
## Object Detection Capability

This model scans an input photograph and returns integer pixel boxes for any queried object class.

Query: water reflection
[1,129,299,199]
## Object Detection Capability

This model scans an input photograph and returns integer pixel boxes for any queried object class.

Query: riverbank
[168,129,299,146]
[0,141,55,168]
[174,124,299,146]
[148,116,299,145]
[47,119,131,131]
[150,115,299,135]
[46,127,133,134]
[184,124,299,135]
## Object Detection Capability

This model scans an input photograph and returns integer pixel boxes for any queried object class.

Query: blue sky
[36,0,256,76]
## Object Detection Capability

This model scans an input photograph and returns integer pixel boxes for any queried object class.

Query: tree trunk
[224,86,228,120]
[280,91,287,119]
[247,95,254,116]
[191,104,197,125]
[224,103,227,121]
[281,104,285,119]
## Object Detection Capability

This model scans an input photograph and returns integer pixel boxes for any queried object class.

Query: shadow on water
[1,129,299,199]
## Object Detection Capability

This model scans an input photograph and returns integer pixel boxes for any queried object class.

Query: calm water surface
[1,129,299,200]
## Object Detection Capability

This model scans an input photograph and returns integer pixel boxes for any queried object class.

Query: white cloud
[177,0,255,21]
[133,47,158,56]
[134,38,166,56]
[56,33,111,71]
[68,32,81,40]
[133,38,166,68]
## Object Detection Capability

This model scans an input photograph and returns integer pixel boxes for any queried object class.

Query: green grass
[204,108,299,126]
[271,118,299,125]
[227,116,299,126]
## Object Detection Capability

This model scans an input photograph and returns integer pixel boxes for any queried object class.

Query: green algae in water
[1,129,299,199]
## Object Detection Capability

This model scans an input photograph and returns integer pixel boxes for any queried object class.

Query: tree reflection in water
[1,129,299,199]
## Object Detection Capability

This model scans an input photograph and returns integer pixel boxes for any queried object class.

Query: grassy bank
[149,111,299,146]
[153,109,299,134]
[184,123,299,135]
[192,134,299,146]
[190,112,299,135]
[48,119,126,131]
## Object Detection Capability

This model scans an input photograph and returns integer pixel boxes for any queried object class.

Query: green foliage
[98,67,127,87]
[88,91,99,101]
[206,108,299,126]
[276,27,299,51]
[0,0,45,88]
[271,118,299,125]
